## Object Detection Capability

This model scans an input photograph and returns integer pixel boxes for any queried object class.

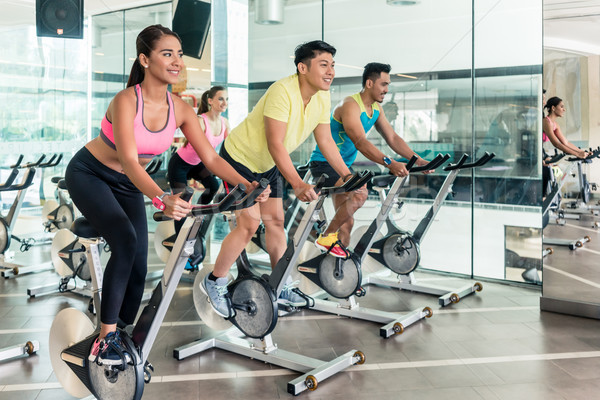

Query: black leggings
[168,152,219,233]
[65,147,148,326]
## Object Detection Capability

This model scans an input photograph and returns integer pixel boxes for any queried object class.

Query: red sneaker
[315,232,350,258]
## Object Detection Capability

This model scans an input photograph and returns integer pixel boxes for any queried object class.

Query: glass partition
[0,9,89,207]
[91,3,172,140]
[217,0,543,282]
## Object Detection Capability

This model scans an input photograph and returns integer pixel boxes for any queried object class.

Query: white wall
[248,0,542,83]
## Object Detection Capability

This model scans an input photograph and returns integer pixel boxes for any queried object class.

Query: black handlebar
[231,178,270,210]
[321,170,374,196]
[39,154,63,168]
[3,168,36,191]
[444,152,495,171]
[22,155,46,168]
[410,153,450,173]
[9,155,24,169]
[0,168,20,191]
[145,159,163,175]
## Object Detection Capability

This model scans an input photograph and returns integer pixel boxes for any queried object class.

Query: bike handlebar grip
[410,153,446,173]
[217,184,246,211]
[7,168,36,191]
[443,153,469,171]
[153,187,195,221]
[181,186,194,202]
[345,170,375,192]
[233,178,270,209]
[39,154,57,167]
[0,168,20,191]
[51,154,64,167]
[313,174,328,195]
[405,155,418,171]
[26,154,46,168]
[10,155,24,169]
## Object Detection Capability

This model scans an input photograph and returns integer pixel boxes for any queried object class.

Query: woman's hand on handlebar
[577,149,589,159]
[294,181,318,202]
[248,181,271,203]
[163,193,193,220]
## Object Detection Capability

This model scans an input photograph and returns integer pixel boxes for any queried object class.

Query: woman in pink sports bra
[64,25,269,367]
[168,86,230,208]
[542,96,587,159]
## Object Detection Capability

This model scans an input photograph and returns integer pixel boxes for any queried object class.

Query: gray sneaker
[278,281,310,307]
[200,275,232,318]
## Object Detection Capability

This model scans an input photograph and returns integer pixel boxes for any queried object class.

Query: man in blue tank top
[309,62,430,257]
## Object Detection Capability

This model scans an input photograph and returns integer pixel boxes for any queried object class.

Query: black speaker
[172,0,211,59]
[36,0,84,39]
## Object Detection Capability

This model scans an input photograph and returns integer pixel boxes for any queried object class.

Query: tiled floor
[1,215,600,400]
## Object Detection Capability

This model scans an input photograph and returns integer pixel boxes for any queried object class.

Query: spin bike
[543,150,599,250]
[0,155,58,278]
[175,173,372,395]
[362,152,494,306]
[49,183,264,400]
[0,340,39,363]
[30,160,168,298]
[296,155,446,337]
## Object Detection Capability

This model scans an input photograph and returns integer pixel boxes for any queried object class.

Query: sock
[208,272,218,281]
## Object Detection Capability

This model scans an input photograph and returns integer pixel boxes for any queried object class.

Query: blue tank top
[309,93,380,166]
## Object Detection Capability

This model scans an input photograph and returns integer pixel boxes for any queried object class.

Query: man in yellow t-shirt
[200,40,352,317]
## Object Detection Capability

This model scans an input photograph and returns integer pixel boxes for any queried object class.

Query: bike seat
[371,174,395,188]
[57,179,68,190]
[51,176,64,184]
[71,217,100,239]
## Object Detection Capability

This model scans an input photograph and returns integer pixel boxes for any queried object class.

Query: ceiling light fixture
[387,0,421,5]
[255,0,284,25]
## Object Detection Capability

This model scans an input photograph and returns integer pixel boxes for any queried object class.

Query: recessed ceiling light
[387,0,421,5]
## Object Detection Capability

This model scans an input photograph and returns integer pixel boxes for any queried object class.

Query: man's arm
[340,99,410,176]
[264,116,317,201]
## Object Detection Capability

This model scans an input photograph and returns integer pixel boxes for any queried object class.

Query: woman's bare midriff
[85,137,152,173]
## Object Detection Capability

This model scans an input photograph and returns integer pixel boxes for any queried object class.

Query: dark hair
[544,96,562,116]
[362,63,391,88]
[198,86,226,115]
[293,40,336,73]
[126,24,182,88]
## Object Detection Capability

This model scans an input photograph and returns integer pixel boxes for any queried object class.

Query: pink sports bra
[542,116,556,143]
[177,114,226,165]
[100,84,177,158]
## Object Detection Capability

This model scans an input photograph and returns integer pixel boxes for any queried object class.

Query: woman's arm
[111,90,190,220]
[177,98,269,200]
[543,118,586,158]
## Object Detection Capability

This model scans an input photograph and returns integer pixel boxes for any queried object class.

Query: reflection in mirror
[505,226,542,284]
[541,1,600,319]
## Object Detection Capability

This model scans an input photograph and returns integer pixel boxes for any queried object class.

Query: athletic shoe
[200,275,232,318]
[314,232,350,258]
[88,338,101,362]
[278,280,311,307]
[89,331,132,366]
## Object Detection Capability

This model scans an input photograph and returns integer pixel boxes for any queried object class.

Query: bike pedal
[144,362,154,383]
[355,286,366,297]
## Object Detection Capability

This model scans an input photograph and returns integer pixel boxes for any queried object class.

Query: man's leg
[260,197,286,268]
[212,203,262,277]
[323,185,368,247]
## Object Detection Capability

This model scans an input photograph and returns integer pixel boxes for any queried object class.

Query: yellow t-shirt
[224,74,331,173]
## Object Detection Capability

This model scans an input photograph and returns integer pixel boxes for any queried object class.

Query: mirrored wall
[215,0,543,282]
[541,2,600,318]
